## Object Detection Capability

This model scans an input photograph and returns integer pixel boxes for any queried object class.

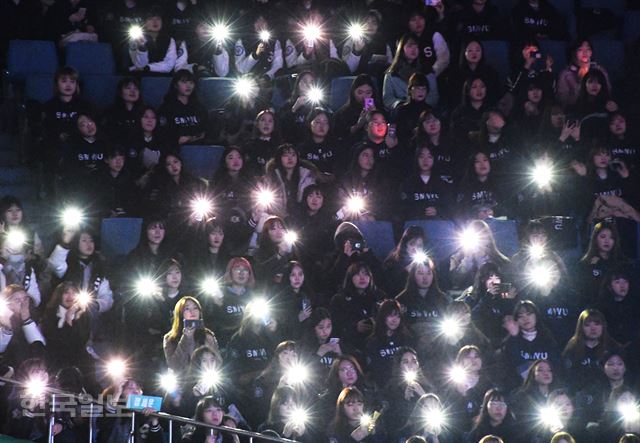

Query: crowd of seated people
[2,0,640,442]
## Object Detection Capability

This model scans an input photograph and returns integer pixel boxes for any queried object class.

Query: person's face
[61,288,77,309]
[487,398,507,423]
[278,348,298,367]
[280,150,298,170]
[596,228,614,253]
[550,109,566,128]
[385,311,401,331]
[257,113,275,137]
[423,115,441,135]
[593,150,610,169]
[4,204,23,226]
[78,232,95,257]
[146,223,165,245]
[310,113,330,139]
[165,155,182,177]
[604,355,626,381]
[469,79,487,102]
[410,84,428,102]
[485,273,501,291]
[278,398,296,421]
[107,154,125,173]
[343,398,364,422]
[268,221,285,243]
[58,76,77,96]
[165,265,182,289]
[202,405,224,426]
[225,150,243,172]
[575,41,592,65]
[582,319,603,341]
[306,190,324,212]
[145,16,163,33]
[408,15,425,35]
[254,16,268,33]
[352,268,371,290]
[182,300,200,321]
[77,115,97,138]
[403,40,420,62]
[529,231,548,246]
[289,265,304,290]
[200,351,217,369]
[358,148,375,171]
[141,109,157,132]
[176,78,194,97]
[534,362,553,385]
[414,263,433,289]
[406,237,424,256]
[586,77,602,96]
[368,113,387,138]
[461,350,483,372]
[123,381,143,398]
[6,290,27,315]
[338,360,358,386]
[465,41,482,64]
[527,87,542,104]
[208,228,224,249]
[298,73,315,96]
[486,112,505,133]
[611,277,629,298]
[364,16,378,35]
[418,148,434,173]
[121,82,140,103]
[554,395,574,421]
[474,153,491,176]
[353,84,373,104]
[315,318,332,341]
[517,311,536,332]
[400,351,419,373]
[609,115,626,137]
[231,264,250,286]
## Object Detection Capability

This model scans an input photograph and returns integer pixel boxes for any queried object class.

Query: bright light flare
[289,407,309,426]
[61,207,84,229]
[6,229,26,250]
[105,358,127,380]
[531,161,554,188]
[247,297,270,321]
[448,365,468,385]
[135,276,159,297]
[348,22,366,41]
[210,23,230,43]
[75,291,92,309]
[346,195,365,214]
[307,86,324,104]
[255,188,275,208]
[424,407,446,431]
[234,77,258,100]
[526,263,556,289]
[192,197,213,221]
[302,23,322,44]
[201,277,221,297]
[459,227,480,252]
[440,317,463,339]
[619,401,640,422]
[285,363,309,385]
[403,370,417,384]
[200,367,222,391]
[128,25,144,40]
[538,405,562,430]
[528,243,546,259]
[159,371,179,393]
[25,374,47,397]
[259,30,271,42]
[411,251,429,265]
[284,231,299,246]
[359,414,372,428]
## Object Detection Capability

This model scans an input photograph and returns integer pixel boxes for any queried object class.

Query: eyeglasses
[488,401,507,408]
[339,367,357,374]
[232,268,250,275]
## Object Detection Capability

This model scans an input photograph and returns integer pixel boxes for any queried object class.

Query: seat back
[180,145,226,180]
[100,218,143,261]
[24,74,54,103]
[352,221,396,261]
[82,75,122,110]
[198,77,235,112]
[6,40,58,82]
[482,40,510,82]
[65,42,116,76]
[403,220,458,263]
[141,76,172,108]
[485,218,520,257]
[329,76,356,111]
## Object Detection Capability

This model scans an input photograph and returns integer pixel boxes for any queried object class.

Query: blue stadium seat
[485,218,520,257]
[5,40,58,83]
[403,220,458,264]
[592,38,625,83]
[580,0,625,17]
[352,220,396,261]
[65,42,116,77]
[198,77,234,112]
[481,41,510,82]
[539,40,568,72]
[82,75,122,110]
[24,74,54,103]
[141,76,172,108]
[180,145,225,180]
[329,76,356,111]
[100,218,143,261]
[623,11,640,45]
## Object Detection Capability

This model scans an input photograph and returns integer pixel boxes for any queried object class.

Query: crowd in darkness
[3,0,640,442]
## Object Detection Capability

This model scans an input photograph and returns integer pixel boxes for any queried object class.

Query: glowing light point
[346,195,365,214]
[6,230,26,250]
[211,24,230,43]
[106,358,127,379]
[284,231,299,246]
[61,207,84,228]
[259,30,271,42]
[307,86,324,104]
[160,371,178,393]
[348,23,366,41]
[128,25,144,40]
[136,277,158,297]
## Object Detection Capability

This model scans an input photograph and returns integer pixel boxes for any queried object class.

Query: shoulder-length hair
[386,225,426,264]
[329,387,366,436]
[222,257,256,288]
[387,33,420,76]
[562,309,621,361]
[342,261,377,296]
[371,299,409,340]
[165,296,203,342]
[326,355,364,392]
[580,220,623,263]
[472,388,513,429]
[399,258,447,306]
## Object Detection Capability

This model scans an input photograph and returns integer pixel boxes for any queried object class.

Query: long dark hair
[387,33,420,76]
[398,259,448,308]
[386,225,426,264]
[562,309,621,361]
[342,261,377,297]
[580,220,623,263]
[472,388,514,429]
[370,299,410,340]
[164,69,201,105]
[114,76,143,110]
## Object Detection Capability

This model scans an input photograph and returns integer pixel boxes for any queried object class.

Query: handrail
[0,376,299,442]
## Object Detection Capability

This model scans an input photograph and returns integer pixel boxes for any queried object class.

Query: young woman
[299,308,343,380]
[341,9,393,77]
[529,389,586,442]
[128,6,186,73]
[271,261,316,340]
[597,267,640,345]
[395,259,450,352]
[501,301,561,389]
[512,78,548,143]
[297,107,343,175]
[187,219,229,285]
[127,106,170,174]
[330,262,384,350]
[466,389,519,443]
[332,74,382,143]
[448,40,501,108]
[277,71,320,145]
[158,69,208,146]
[242,109,281,176]
[399,145,454,222]
[364,300,413,388]
[327,386,383,442]
[163,296,221,373]
[449,74,490,145]
[468,110,515,177]
[511,360,557,425]
[0,233,41,308]
[411,110,458,184]
[394,392,448,443]
[102,76,144,145]
[573,69,619,140]
[233,12,283,80]
[383,225,426,297]
[264,143,320,218]
[383,33,438,109]
[182,17,231,77]
[0,195,44,259]
[557,39,611,107]
[561,309,621,393]
[125,217,173,278]
[208,257,256,347]
[507,40,555,101]
[432,303,492,365]
[393,73,432,143]
[607,112,640,171]
[180,396,236,443]
[258,386,309,440]
[253,216,297,288]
